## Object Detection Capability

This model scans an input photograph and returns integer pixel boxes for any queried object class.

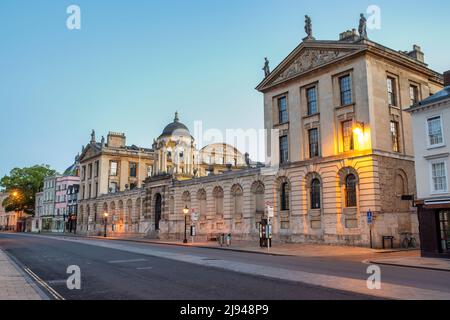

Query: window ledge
[427,144,446,151]
[274,121,290,128]
[335,103,355,110]
[303,113,320,120]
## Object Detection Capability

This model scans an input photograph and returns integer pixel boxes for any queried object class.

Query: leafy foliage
[0,165,57,215]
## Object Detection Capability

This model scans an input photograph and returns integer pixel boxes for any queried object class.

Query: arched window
[310,178,321,209]
[197,189,207,217]
[280,182,290,211]
[213,187,224,216]
[231,184,244,217]
[345,174,357,207]
[251,181,265,214]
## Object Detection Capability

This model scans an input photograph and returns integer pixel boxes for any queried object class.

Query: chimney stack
[444,71,450,87]
[408,45,425,63]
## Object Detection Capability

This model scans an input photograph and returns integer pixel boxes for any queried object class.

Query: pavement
[0,248,45,300]
[2,233,450,300]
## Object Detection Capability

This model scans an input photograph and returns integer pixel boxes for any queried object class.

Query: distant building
[55,175,80,232]
[42,176,57,232]
[408,71,450,258]
[32,192,43,232]
[67,184,79,233]
[39,156,80,233]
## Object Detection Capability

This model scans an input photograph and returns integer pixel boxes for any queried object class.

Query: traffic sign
[367,210,373,224]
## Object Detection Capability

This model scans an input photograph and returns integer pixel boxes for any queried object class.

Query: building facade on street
[32,192,43,232]
[42,176,57,232]
[38,157,80,233]
[408,72,450,258]
[77,21,444,248]
[54,175,80,233]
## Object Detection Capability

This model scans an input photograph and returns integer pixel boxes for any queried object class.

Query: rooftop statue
[262,57,270,77]
[359,13,368,39]
[304,15,315,40]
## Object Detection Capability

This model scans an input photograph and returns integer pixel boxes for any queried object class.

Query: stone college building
[77,19,444,248]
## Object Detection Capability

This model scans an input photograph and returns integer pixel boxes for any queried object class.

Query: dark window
[279,135,289,164]
[339,75,352,105]
[342,120,354,152]
[278,96,288,124]
[308,128,319,158]
[311,179,321,209]
[81,166,86,181]
[387,77,397,106]
[410,85,419,106]
[307,87,318,115]
[280,182,290,211]
[129,162,137,177]
[390,121,400,152]
[345,174,357,207]
[88,163,92,179]
[95,161,99,177]
[439,211,449,253]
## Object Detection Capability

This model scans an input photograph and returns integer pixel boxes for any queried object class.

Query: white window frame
[426,114,445,149]
[429,158,449,195]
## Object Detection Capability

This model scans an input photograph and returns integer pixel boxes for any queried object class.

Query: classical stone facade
[77,28,444,248]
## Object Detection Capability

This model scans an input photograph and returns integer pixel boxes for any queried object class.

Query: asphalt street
[0,233,379,300]
[1,233,449,300]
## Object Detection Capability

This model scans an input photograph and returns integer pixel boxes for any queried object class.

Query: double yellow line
[23,267,65,300]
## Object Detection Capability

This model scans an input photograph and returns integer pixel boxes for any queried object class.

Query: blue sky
[0,0,449,177]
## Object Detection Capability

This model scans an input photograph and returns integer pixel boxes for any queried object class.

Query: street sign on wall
[367,210,373,224]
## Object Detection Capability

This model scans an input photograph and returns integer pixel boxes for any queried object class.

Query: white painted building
[408,72,450,258]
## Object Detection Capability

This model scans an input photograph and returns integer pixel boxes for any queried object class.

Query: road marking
[23,268,65,300]
[136,267,153,270]
[108,258,147,264]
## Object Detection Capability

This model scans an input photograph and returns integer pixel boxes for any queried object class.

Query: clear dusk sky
[0,0,449,178]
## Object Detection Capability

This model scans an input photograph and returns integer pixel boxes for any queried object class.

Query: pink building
[54,172,80,232]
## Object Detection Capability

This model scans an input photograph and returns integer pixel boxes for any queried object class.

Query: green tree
[0,165,58,215]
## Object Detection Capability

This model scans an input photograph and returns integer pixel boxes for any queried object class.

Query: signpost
[265,203,274,253]
[367,210,373,249]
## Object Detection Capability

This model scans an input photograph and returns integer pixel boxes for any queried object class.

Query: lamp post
[182,206,189,244]
[103,212,109,238]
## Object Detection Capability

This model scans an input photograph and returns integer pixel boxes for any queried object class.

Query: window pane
[309,128,319,158]
[387,77,396,106]
[129,162,137,177]
[432,162,447,192]
[428,117,443,146]
[340,76,352,105]
[390,121,400,152]
[307,87,317,115]
[346,174,357,207]
[110,161,118,176]
[279,136,289,164]
[278,97,288,123]
[311,179,321,209]
[342,120,354,152]
[410,85,419,105]
[280,182,289,211]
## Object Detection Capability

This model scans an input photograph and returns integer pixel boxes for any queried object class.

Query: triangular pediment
[79,143,101,162]
[256,42,365,91]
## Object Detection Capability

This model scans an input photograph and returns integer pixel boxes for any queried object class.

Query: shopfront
[417,203,450,259]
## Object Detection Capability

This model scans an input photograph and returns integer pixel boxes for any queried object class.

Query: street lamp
[103,212,109,237]
[182,206,189,244]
